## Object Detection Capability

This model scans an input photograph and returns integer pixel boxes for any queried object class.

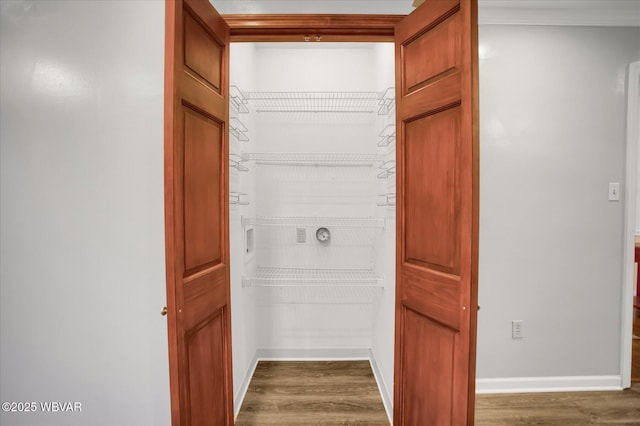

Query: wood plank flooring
[237,351,640,425]
[475,384,640,425]
[235,361,389,425]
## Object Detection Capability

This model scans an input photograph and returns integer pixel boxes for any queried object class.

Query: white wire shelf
[230,86,249,114]
[254,286,382,305]
[246,91,385,113]
[242,267,383,287]
[241,216,385,228]
[244,152,383,167]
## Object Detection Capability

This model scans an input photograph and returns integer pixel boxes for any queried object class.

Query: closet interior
[228,42,397,416]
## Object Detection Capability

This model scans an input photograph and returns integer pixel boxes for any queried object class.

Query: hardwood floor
[235,361,389,425]
[236,357,640,425]
[475,384,640,425]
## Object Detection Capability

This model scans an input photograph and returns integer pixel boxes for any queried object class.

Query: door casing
[223,14,403,42]
[165,9,479,425]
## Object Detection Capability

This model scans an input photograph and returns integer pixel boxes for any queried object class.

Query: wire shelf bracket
[229,191,249,205]
[377,161,396,179]
[230,85,249,114]
[230,117,249,142]
[230,153,249,172]
[378,123,396,147]
[378,87,395,115]
[377,193,396,207]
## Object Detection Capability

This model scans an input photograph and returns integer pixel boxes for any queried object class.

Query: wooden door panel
[401,265,460,330]
[184,11,223,92]
[395,0,460,57]
[181,75,226,120]
[186,309,227,426]
[394,0,478,424]
[183,268,228,329]
[405,107,460,274]
[396,73,460,120]
[165,0,232,424]
[402,12,460,93]
[401,307,456,425]
[183,107,223,272]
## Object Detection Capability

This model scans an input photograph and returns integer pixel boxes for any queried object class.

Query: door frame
[621,60,640,388]
[165,10,480,423]
[220,14,403,419]
[222,14,403,42]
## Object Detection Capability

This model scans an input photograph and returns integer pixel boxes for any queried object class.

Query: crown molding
[210,1,414,15]
[210,1,640,27]
[478,0,640,27]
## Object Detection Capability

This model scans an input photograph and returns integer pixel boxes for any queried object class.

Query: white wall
[250,44,384,350]
[370,42,396,414]
[476,25,640,384]
[0,1,170,425]
[229,43,259,410]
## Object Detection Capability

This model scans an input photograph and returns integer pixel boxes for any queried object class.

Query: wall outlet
[512,320,524,339]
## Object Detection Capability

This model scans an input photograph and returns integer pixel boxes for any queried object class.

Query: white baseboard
[234,354,259,417]
[476,375,622,394]
[368,349,393,424]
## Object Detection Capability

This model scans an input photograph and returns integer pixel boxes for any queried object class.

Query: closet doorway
[163,1,480,424]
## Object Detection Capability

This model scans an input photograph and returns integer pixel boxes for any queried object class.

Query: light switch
[296,228,306,243]
[608,182,620,201]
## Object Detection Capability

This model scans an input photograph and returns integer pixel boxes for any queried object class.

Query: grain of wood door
[393,0,479,425]
[164,0,233,425]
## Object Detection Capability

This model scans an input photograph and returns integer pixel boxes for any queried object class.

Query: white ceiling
[210,0,640,26]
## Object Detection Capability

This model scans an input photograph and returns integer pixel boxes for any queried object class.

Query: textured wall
[0,1,170,425]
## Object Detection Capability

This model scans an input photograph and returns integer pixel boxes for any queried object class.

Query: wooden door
[164,0,233,425]
[393,0,479,425]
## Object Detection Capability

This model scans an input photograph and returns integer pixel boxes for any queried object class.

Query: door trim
[166,9,481,424]
[223,14,404,42]
[164,2,180,421]
[621,60,640,389]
